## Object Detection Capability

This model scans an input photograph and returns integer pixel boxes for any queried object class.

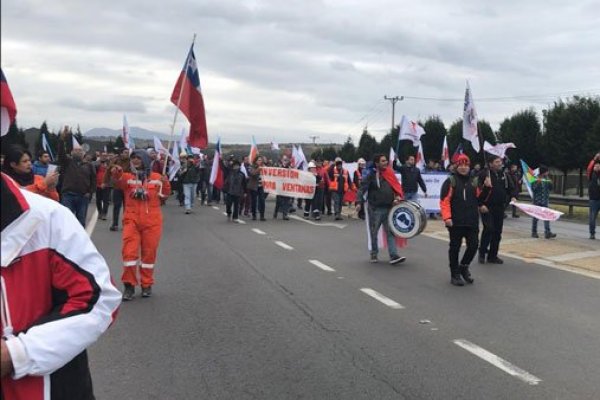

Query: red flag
[380,167,404,199]
[171,45,208,149]
[209,138,224,190]
[1,69,17,136]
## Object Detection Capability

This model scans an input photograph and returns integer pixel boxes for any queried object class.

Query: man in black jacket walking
[478,155,516,264]
[587,153,600,239]
[395,155,427,201]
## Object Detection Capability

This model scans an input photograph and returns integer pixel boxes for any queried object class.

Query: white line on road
[223,212,228,216]
[547,250,600,262]
[212,206,220,210]
[274,241,294,250]
[252,228,266,235]
[85,209,99,237]
[308,259,336,272]
[235,219,246,224]
[453,339,542,386]
[360,288,405,309]
[288,215,346,229]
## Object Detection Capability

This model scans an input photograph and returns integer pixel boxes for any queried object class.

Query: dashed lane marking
[274,241,294,250]
[212,206,220,210]
[288,215,346,229]
[453,339,542,386]
[252,228,266,235]
[360,288,404,309]
[308,259,336,272]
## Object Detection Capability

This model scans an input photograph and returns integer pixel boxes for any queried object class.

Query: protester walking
[395,155,427,201]
[1,145,59,201]
[304,161,324,220]
[179,154,201,214]
[440,154,490,286]
[274,155,293,220]
[106,148,130,231]
[111,149,170,300]
[356,154,406,265]
[507,163,522,217]
[478,155,516,264]
[94,152,110,220]
[247,156,267,221]
[224,159,246,222]
[328,157,352,220]
[531,166,556,239]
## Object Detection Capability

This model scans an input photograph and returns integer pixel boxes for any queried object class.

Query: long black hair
[1,144,34,186]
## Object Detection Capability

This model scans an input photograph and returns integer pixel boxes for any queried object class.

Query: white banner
[260,167,317,199]
[510,201,563,221]
[397,172,449,213]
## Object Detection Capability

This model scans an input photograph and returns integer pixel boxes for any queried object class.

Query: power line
[403,88,600,103]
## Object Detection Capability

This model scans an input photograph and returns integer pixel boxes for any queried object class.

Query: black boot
[460,265,474,284]
[122,284,135,301]
[450,267,465,286]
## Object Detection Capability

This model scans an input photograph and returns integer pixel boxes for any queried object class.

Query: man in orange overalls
[112,149,170,300]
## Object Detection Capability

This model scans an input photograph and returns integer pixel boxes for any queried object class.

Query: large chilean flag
[209,137,224,190]
[171,45,208,149]
[1,69,17,137]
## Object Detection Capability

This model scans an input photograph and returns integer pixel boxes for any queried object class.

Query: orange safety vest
[329,167,350,192]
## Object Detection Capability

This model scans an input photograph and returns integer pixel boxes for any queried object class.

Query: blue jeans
[404,191,419,201]
[183,183,197,210]
[61,192,90,227]
[368,206,398,258]
[590,199,600,235]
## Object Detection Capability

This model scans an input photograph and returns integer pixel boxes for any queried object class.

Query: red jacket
[1,173,121,400]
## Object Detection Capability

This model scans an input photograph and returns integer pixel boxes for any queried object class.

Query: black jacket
[395,165,427,194]
[57,141,96,196]
[357,171,395,208]
[589,170,600,200]
[440,174,488,228]
[478,168,513,207]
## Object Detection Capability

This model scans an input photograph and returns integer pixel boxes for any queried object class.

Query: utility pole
[309,135,319,145]
[384,95,404,133]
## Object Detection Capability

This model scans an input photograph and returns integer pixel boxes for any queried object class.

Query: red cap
[454,154,470,166]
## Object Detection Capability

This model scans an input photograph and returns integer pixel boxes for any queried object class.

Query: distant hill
[85,127,171,141]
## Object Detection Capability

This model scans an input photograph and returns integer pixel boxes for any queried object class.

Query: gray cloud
[58,98,147,113]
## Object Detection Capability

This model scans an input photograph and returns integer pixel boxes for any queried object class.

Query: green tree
[542,96,600,194]
[378,133,394,156]
[114,136,125,151]
[321,146,338,161]
[338,135,356,161]
[497,109,542,166]
[356,128,378,162]
[0,121,28,150]
[421,115,447,163]
[586,116,600,158]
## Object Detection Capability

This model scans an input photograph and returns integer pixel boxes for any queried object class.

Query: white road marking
[547,250,600,262]
[223,212,228,216]
[360,288,404,309]
[453,339,542,386]
[235,219,246,224]
[288,215,346,229]
[85,209,99,237]
[274,241,294,250]
[212,206,220,210]
[308,259,336,272]
[252,228,266,235]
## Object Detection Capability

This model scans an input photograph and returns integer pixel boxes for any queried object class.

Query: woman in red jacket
[112,149,170,300]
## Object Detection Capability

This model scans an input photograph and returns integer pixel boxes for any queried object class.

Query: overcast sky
[2,0,599,144]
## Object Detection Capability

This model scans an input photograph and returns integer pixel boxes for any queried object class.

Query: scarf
[379,167,404,198]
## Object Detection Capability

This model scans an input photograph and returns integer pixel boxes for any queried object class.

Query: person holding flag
[356,154,406,265]
[531,166,556,239]
[111,149,170,300]
[587,153,600,239]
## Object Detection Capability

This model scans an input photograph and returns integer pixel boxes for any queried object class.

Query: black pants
[448,226,479,271]
[304,189,323,218]
[112,189,124,228]
[479,206,504,259]
[275,195,291,217]
[324,190,332,214]
[95,187,110,216]
[226,194,240,219]
[250,188,266,217]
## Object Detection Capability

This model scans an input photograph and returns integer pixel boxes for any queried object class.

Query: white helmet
[307,161,316,168]
[357,158,366,165]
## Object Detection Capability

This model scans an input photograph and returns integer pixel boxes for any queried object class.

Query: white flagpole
[163,33,196,177]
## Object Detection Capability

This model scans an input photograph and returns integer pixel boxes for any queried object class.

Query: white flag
[42,133,54,161]
[462,81,480,152]
[179,127,188,155]
[271,141,280,151]
[72,135,82,150]
[415,141,425,171]
[169,141,181,181]
[123,114,131,149]
[483,141,516,159]
[296,145,308,170]
[389,147,397,166]
[153,136,169,155]
[441,136,450,169]
[398,115,426,146]
[240,162,248,178]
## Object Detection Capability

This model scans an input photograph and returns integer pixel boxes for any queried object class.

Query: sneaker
[141,286,152,298]
[487,257,504,264]
[478,255,486,264]
[260,216,266,221]
[233,219,241,223]
[122,284,135,301]
[335,216,343,221]
[185,209,191,214]
[531,233,539,238]
[370,254,378,263]
[389,256,406,265]
[460,265,474,284]
[512,214,520,218]
[590,234,596,240]
[252,215,257,221]
[544,232,557,239]
[110,225,119,232]
[282,215,289,221]
[451,275,465,286]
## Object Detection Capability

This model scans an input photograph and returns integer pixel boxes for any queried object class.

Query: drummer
[356,154,406,265]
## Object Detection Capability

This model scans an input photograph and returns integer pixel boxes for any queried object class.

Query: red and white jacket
[1,173,121,400]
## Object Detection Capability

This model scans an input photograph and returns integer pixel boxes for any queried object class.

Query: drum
[387,200,427,239]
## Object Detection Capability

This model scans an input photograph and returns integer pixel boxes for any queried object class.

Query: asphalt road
[88,199,600,399]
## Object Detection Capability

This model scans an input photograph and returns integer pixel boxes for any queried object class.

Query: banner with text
[396,172,449,213]
[510,201,563,221]
[260,167,317,199]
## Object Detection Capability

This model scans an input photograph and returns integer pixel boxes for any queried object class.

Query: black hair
[2,144,32,173]
[37,150,50,159]
[373,153,387,164]
[488,155,502,163]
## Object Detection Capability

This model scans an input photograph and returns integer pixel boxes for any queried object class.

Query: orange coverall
[113,170,170,288]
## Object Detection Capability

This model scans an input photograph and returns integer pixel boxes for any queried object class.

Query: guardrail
[517,193,589,217]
